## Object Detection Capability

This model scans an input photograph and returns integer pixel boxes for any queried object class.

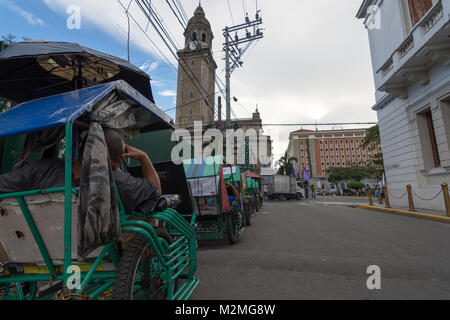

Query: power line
[226,0,235,25]
[262,122,378,127]
[160,0,236,120]
[135,0,220,120]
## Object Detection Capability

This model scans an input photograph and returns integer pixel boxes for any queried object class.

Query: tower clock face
[189,41,198,50]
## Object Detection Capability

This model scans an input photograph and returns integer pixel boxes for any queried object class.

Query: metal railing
[367,183,450,216]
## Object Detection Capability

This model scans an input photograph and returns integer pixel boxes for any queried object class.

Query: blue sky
[0,0,179,118]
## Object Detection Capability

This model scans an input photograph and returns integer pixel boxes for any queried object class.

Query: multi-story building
[287,128,381,181]
[175,5,217,129]
[357,0,450,211]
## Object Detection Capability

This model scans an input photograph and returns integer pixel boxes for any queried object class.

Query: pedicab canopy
[0,80,173,258]
[223,165,241,183]
[183,156,230,213]
[0,80,173,138]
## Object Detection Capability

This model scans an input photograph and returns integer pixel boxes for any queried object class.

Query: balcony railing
[376,0,448,99]
[421,1,445,34]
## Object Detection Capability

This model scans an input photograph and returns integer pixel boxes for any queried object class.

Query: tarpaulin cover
[183,156,230,213]
[0,41,154,103]
[0,80,173,138]
[183,156,223,179]
[223,165,241,182]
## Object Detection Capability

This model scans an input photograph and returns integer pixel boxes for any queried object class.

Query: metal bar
[77,244,111,293]
[120,227,168,268]
[121,221,168,256]
[86,279,114,299]
[0,271,116,284]
[0,187,77,200]
[16,197,56,276]
[64,123,73,283]
[262,122,378,127]
[15,282,24,300]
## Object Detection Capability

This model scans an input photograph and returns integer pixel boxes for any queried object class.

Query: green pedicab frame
[183,157,245,243]
[0,84,199,300]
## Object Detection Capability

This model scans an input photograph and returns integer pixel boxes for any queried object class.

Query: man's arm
[123,145,162,197]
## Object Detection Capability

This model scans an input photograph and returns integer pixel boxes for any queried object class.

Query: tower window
[202,33,206,42]
[192,60,194,65]
[193,32,197,40]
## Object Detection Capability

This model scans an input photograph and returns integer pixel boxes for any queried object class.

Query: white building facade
[357,0,450,211]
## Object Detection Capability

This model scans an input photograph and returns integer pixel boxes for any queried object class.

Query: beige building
[287,128,381,179]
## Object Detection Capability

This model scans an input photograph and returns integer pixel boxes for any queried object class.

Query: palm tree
[277,152,298,176]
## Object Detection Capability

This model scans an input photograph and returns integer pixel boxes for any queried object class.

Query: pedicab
[0,80,199,300]
[244,172,263,212]
[223,165,252,226]
[183,157,245,244]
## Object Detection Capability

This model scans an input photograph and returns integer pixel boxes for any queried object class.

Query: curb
[356,204,450,224]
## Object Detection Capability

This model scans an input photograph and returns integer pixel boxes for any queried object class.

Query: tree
[360,125,384,177]
[277,151,298,176]
[347,181,365,190]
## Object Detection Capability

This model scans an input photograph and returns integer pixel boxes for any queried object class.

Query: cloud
[158,90,176,97]
[140,61,158,74]
[1,0,45,25]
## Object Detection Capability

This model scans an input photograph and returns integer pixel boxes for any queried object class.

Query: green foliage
[277,151,298,176]
[327,165,380,183]
[360,125,384,173]
[347,181,365,190]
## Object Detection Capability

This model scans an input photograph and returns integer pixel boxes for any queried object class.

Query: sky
[0,0,377,166]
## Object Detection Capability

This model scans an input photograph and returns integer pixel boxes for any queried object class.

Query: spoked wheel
[254,198,260,212]
[243,203,251,226]
[226,208,243,245]
[113,228,177,300]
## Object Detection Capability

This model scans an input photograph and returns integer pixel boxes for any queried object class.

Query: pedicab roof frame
[0,80,173,138]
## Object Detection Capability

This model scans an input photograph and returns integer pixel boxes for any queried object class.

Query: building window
[202,33,206,42]
[407,0,434,26]
[193,32,197,40]
[417,108,441,169]
[192,61,195,65]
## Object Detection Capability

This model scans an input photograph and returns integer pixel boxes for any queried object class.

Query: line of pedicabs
[0,41,264,300]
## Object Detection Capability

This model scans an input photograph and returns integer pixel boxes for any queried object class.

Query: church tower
[175,5,217,128]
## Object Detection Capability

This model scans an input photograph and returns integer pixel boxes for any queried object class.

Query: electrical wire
[136,0,220,119]
[226,0,235,25]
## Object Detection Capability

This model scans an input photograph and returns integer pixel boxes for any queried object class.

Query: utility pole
[225,26,231,129]
[223,10,264,129]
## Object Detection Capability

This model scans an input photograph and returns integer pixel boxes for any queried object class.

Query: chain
[412,189,443,201]
[388,190,408,200]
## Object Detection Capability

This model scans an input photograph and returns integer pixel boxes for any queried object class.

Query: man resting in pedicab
[0,127,161,215]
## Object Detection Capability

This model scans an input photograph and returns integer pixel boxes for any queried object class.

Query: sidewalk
[356,201,450,224]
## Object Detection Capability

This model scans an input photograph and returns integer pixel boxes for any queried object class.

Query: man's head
[103,127,125,170]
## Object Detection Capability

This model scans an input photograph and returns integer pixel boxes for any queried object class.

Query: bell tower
[175,5,217,129]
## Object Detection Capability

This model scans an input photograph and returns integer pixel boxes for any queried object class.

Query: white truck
[262,175,304,200]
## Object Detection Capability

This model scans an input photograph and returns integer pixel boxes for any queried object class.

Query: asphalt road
[191,197,450,300]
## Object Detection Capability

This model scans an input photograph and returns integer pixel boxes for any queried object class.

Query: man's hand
[123,144,148,161]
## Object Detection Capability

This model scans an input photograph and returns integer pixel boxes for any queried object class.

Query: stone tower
[175,5,217,128]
